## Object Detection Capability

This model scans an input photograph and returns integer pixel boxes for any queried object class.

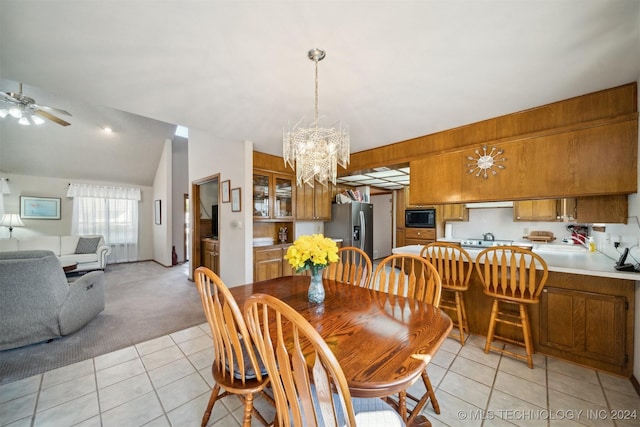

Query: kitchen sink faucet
[483,233,495,241]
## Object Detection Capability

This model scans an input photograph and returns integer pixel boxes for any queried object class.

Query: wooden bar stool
[474,246,548,368]
[421,242,472,344]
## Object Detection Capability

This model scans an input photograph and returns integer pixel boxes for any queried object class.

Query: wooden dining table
[230,274,452,425]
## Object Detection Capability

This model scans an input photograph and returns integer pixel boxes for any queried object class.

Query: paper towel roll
[445,223,453,238]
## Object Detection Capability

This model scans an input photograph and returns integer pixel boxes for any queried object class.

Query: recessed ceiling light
[103,127,113,133]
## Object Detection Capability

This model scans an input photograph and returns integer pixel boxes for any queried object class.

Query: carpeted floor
[0,261,206,386]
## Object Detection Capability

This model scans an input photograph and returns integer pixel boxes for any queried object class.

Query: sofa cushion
[18,236,61,255]
[60,253,98,264]
[75,237,101,254]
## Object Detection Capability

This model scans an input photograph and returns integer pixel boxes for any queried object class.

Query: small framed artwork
[20,196,61,220]
[231,188,241,212]
[221,180,230,203]
[154,200,161,225]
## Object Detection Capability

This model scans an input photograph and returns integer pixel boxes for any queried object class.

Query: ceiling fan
[0,83,71,126]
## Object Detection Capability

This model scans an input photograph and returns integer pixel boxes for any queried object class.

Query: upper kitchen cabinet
[405,84,637,206]
[404,187,434,209]
[295,183,332,220]
[513,199,564,221]
[514,195,628,223]
[440,203,469,222]
[253,169,294,221]
[412,120,637,204]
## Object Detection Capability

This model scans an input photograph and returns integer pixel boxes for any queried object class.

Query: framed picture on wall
[20,196,61,220]
[154,200,161,225]
[221,180,230,203]
[231,188,241,212]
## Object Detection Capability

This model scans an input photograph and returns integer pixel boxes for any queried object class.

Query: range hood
[464,201,514,209]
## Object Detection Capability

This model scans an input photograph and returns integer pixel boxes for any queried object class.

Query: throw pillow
[75,237,101,254]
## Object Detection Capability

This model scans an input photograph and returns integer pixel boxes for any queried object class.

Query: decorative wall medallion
[466,145,506,179]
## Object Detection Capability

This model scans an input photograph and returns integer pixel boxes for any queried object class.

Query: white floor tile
[5,325,640,427]
[0,375,40,404]
[94,346,139,371]
[96,357,146,389]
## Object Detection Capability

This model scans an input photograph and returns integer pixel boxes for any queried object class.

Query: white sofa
[0,235,110,271]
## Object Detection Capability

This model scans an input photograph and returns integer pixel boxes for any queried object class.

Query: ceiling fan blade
[33,104,72,116]
[34,109,71,126]
[0,91,21,103]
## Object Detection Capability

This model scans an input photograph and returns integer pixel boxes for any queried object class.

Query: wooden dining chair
[194,267,273,427]
[323,246,373,287]
[243,292,404,427]
[370,253,442,422]
[421,243,473,344]
[474,246,549,368]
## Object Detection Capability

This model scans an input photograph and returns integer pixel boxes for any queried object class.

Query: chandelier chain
[283,48,350,187]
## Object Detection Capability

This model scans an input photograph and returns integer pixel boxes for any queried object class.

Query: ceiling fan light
[18,116,30,126]
[9,107,22,118]
[31,115,45,125]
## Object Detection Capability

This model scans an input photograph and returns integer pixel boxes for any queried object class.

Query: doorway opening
[191,174,220,280]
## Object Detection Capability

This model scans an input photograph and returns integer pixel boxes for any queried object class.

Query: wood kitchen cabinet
[201,238,219,275]
[404,228,436,246]
[531,271,634,376]
[254,244,293,282]
[513,199,563,221]
[539,286,626,368]
[410,120,637,205]
[295,183,332,220]
[575,195,628,224]
[404,186,434,209]
[514,195,627,223]
[395,228,406,247]
[440,203,469,221]
[253,170,294,221]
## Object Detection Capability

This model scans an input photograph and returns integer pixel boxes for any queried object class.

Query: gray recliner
[0,250,105,351]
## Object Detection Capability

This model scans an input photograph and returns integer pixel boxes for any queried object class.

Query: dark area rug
[0,261,206,385]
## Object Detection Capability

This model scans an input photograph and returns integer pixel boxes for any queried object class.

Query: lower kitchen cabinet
[201,238,219,275]
[532,271,634,376]
[253,244,292,282]
[404,227,436,246]
[459,268,634,376]
[539,286,626,367]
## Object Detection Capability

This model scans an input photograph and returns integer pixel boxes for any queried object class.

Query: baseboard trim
[631,375,640,397]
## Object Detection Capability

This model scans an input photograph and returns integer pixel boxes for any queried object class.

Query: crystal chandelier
[283,48,350,187]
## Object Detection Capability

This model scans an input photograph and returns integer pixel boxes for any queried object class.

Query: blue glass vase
[307,268,325,304]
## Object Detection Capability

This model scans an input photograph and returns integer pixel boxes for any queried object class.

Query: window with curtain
[67,183,141,263]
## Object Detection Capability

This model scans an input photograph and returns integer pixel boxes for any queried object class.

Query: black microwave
[405,209,436,228]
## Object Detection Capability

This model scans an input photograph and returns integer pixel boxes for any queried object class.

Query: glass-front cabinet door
[274,174,293,219]
[253,173,270,219]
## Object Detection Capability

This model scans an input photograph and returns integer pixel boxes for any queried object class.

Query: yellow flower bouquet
[284,234,339,275]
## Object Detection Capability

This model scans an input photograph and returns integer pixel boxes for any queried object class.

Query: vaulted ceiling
[1,1,638,186]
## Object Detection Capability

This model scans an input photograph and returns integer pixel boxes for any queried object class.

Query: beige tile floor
[1,326,639,427]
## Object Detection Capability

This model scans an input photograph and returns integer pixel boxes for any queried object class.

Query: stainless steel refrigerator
[324,202,374,261]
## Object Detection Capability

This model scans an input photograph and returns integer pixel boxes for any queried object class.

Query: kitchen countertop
[392,241,640,281]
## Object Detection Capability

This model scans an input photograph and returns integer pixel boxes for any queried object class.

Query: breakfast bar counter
[392,242,637,377]
[393,242,640,281]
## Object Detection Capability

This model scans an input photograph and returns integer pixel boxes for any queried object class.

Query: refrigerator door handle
[359,210,366,251]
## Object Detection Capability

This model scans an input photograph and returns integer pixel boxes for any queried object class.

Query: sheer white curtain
[67,183,141,263]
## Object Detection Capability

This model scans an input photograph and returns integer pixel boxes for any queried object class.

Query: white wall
[152,139,172,266]
[371,193,393,260]
[188,128,253,286]
[172,136,189,263]
[1,173,155,260]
